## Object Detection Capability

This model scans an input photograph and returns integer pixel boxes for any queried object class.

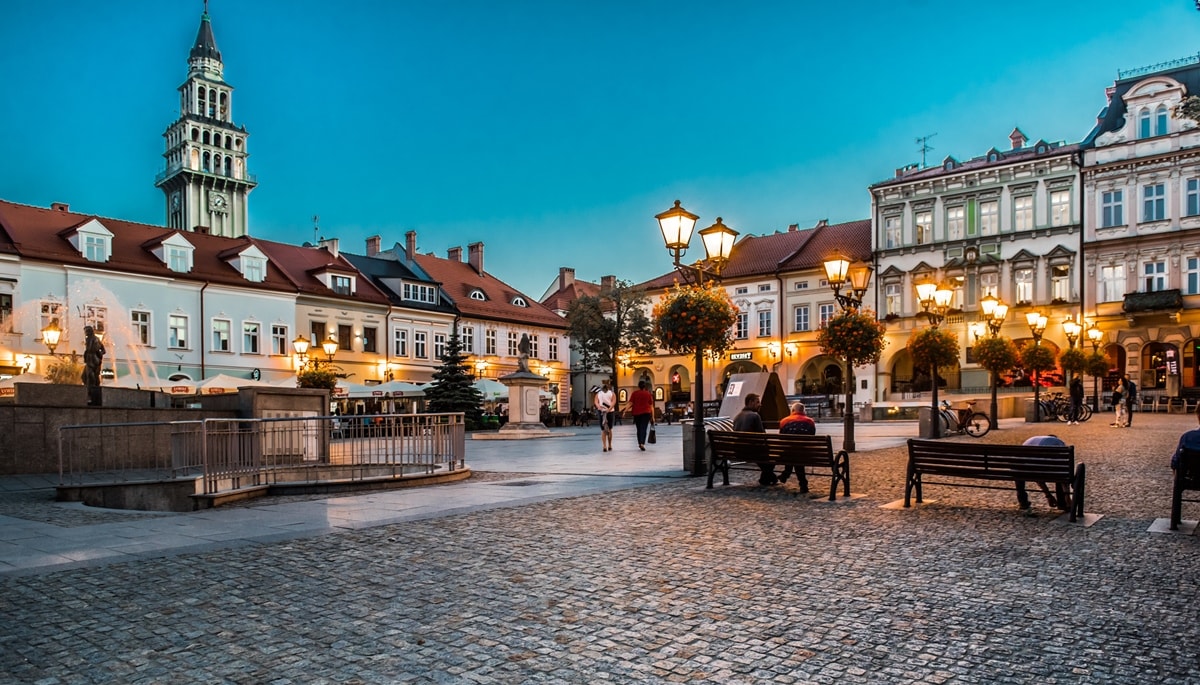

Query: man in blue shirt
[1171,405,1200,470]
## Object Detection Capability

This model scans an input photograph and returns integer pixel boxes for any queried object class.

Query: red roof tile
[414,252,568,329]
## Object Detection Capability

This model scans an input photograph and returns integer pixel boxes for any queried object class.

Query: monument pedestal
[496,371,551,437]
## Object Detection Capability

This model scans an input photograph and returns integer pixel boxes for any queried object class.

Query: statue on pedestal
[517,333,531,373]
[82,325,105,406]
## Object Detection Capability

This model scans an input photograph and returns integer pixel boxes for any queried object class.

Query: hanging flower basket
[652,283,737,355]
[818,310,888,367]
[973,336,1018,375]
[1020,343,1057,374]
[1059,347,1087,376]
[1086,351,1110,377]
[907,328,959,370]
[297,366,337,390]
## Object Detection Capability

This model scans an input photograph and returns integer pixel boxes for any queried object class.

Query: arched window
[213,154,222,173]
[1155,105,1169,136]
[224,135,232,150]
[224,157,232,176]
[202,131,210,145]
[470,289,486,300]
[511,296,527,307]
[202,151,211,173]
[208,89,217,117]
[1138,108,1152,139]
[197,88,206,116]
[191,128,199,142]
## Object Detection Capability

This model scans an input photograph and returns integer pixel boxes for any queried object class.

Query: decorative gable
[151,232,196,273]
[59,218,114,263]
[224,244,270,283]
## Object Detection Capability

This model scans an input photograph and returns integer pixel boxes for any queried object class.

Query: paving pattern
[1,415,1197,684]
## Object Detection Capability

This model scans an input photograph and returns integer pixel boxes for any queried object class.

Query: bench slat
[706,430,850,500]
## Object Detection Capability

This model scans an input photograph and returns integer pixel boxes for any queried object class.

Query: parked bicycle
[937,399,991,437]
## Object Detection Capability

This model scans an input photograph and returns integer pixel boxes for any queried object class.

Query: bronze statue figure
[82,325,105,406]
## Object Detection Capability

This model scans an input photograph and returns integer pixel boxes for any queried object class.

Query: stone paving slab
[0,418,1197,683]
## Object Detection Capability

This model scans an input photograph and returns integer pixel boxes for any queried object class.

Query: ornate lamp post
[822,252,873,452]
[1063,317,1081,349]
[915,279,954,438]
[1025,311,1048,421]
[978,294,1009,429]
[40,319,62,356]
[655,200,737,476]
[293,334,338,372]
[1087,322,1104,412]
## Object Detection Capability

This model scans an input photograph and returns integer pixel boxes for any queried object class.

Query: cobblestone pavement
[2,415,1198,684]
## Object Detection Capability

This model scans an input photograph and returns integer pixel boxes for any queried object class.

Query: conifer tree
[424,327,485,428]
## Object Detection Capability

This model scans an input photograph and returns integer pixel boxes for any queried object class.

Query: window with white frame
[1050,190,1070,227]
[758,310,772,337]
[131,310,151,345]
[794,281,809,290]
[1051,265,1071,302]
[82,304,106,338]
[885,283,901,315]
[243,322,260,354]
[1015,268,1034,304]
[1144,260,1167,291]
[734,286,749,295]
[83,234,108,262]
[758,284,772,292]
[169,314,188,349]
[272,324,288,355]
[734,312,748,339]
[1014,196,1034,231]
[507,332,519,356]
[549,336,559,361]
[331,275,352,296]
[915,211,933,245]
[1187,257,1200,295]
[794,305,810,332]
[1156,105,1169,136]
[1099,265,1126,302]
[40,301,62,335]
[980,200,999,236]
[167,246,190,272]
[393,329,408,356]
[1187,179,1200,217]
[980,271,998,299]
[948,275,965,308]
[212,319,231,352]
[884,216,901,249]
[818,304,835,328]
[0,294,10,328]
[1102,190,1124,227]
[403,282,437,304]
[485,329,496,354]
[946,206,965,240]
[434,333,446,359]
[460,326,474,354]
[414,331,427,358]
[242,257,266,283]
[530,335,539,359]
[1139,108,1152,139]
[1143,183,1166,222]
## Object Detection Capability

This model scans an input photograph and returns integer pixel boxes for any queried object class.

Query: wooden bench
[1171,448,1200,531]
[905,439,1086,522]
[706,430,850,501]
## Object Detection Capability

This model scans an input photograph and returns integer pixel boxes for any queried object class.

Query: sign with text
[728,352,753,361]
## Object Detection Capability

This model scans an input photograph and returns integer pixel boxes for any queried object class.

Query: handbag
[647,425,657,444]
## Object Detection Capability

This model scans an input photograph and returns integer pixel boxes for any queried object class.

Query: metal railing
[59,413,466,496]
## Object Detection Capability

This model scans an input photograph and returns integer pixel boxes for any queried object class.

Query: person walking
[732,393,775,486]
[1111,383,1125,428]
[594,380,616,452]
[1123,374,1137,427]
[777,402,816,488]
[1068,376,1084,425]
[630,380,655,451]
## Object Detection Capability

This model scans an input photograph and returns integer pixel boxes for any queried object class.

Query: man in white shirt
[594,380,616,452]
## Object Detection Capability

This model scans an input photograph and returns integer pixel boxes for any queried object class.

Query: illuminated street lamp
[321,336,339,362]
[1087,322,1105,412]
[40,319,62,356]
[1063,317,1081,349]
[822,253,874,452]
[915,279,954,438]
[977,294,1009,429]
[1026,311,1048,421]
[655,200,738,477]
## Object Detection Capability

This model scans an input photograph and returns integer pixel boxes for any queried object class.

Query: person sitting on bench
[732,393,774,486]
[777,402,816,488]
[1019,435,1065,510]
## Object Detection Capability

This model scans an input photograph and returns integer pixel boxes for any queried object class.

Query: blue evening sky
[2,1,1198,297]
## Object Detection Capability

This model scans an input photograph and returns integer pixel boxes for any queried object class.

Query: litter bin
[681,419,707,476]
[1024,399,1041,423]
[917,406,939,439]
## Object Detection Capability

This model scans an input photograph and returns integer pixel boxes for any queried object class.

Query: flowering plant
[973,336,1018,375]
[907,328,959,370]
[45,352,83,385]
[1085,351,1110,378]
[1020,343,1057,375]
[652,282,737,355]
[297,365,337,390]
[818,310,887,366]
[1058,347,1087,376]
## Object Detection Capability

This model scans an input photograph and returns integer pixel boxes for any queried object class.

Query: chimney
[194,225,210,234]
[318,237,339,258]
[558,267,575,291]
[447,246,462,262]
[600,275,615,291]
[366,235,381,256]
[50,202,69,212]
[788,223,799,232]
[405,230,417,266]
[815,219,828,228]
[1009,127,1027,150]
[467,242,484,274]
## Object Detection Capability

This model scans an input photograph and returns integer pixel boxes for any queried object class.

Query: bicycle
[937,399,991,437]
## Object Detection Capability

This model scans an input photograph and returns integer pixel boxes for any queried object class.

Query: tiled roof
[1086,58,1200,146]
[253,238,392,305]
[343,251,459,316]
[414,252,568,330]
[540,279,602,313]
[639,220,870,289]
[872,141,1080,188]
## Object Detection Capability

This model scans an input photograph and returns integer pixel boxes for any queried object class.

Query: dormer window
[402,282,437,304]
[512,296,527,307]
[331,275,351,295]
[167,246,191,272]
[1139,108,1152,139]
[470,289,487,301]
[62,219,114,263]
[243,257,266,283]
[84,235,108,262]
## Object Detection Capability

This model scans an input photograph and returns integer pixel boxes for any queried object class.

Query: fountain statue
[82,325,105,406]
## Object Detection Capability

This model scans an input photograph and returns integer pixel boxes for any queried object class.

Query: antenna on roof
[312,215,319,243]
[916,133,937,168]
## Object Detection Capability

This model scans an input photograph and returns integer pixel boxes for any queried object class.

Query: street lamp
[977,294,1008,429]
[41,319,62,355]
[655,200,738,477]
[1026,311,1048,421]
[1063,317,1081,349]
[1087,322,1104,412]
[823,253,873,452]
[321,336,339,363]
[915,279,954,438]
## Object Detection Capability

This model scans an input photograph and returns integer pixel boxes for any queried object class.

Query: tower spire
[190,2,221,63]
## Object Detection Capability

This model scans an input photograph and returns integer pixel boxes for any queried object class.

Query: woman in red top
[630,380,655,450]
